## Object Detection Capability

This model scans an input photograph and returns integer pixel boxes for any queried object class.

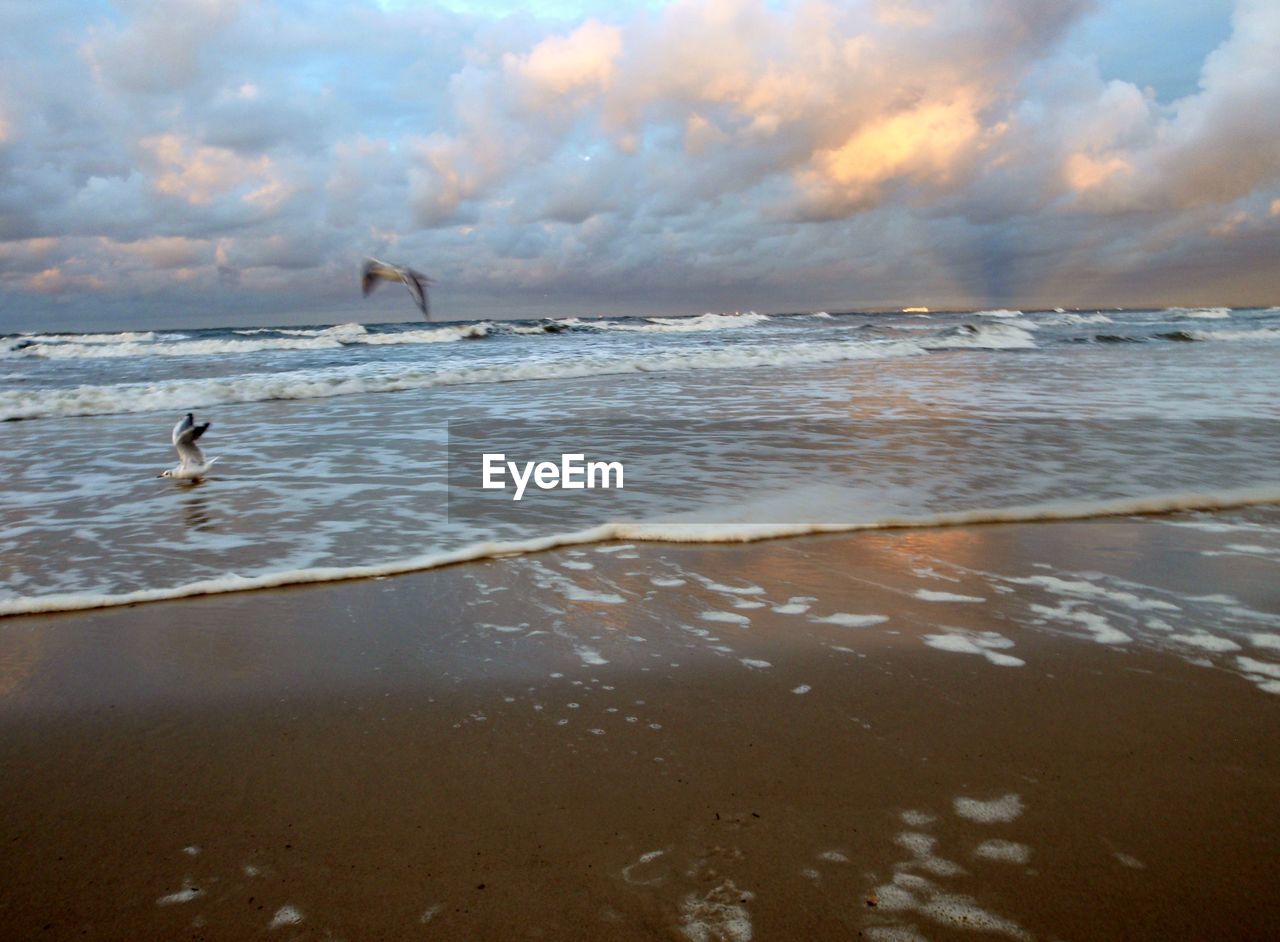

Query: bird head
[158,469,173,479]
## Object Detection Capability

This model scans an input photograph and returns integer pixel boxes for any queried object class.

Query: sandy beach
[4,0,1279,937]
[3,512,1278,940]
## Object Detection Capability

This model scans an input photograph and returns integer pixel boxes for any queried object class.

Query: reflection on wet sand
[0,625,44,700]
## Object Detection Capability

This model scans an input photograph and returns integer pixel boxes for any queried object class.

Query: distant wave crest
[1,338,925,420]
[921,322,1039,350]
[4,321,493,359]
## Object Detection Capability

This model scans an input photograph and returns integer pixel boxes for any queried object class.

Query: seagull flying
[159,412,219,481]
[362,258,434,318]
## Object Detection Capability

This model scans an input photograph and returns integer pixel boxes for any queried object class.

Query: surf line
[5,487,1280,618]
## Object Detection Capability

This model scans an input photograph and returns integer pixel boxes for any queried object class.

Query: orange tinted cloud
[505,19,622,108]
[141,134,278,206]
[802,95,985,209]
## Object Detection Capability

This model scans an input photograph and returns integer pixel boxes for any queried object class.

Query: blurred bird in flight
[362,258,434,318]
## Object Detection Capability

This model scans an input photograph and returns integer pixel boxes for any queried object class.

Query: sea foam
[5,487,1280,617]
[1,339,924,420]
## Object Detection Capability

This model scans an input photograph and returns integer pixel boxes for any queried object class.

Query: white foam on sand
[574,645,609,667]
[479,622,528,634]
[868,810,1031,942]
[972,839,1031,865]
[560,584,623,604]
[813,613,889,628]
[528,562,626,605]
[923,631,1024,667]
[919,894,1031,940]
[792,684,812,695]
[1225,543,1278,555]
[1029,601,1131,645]
[622,849,668,885]
[269,905,303,929]
[913,589,985,603]
[695,576,766,595]
[953,794,1024,824]
[1237,656,1280,694]
[1165,518,1263,534]
[923,635,985,655]
[156,885,203,906]
[1014,574,1179,612]
[678,880,755,942]
[864,927,929,942]
[892,832,967,878]
[701,611,751,625]
[772,598,812,614]
[1169,633,1241,652]
[740,658,772,670]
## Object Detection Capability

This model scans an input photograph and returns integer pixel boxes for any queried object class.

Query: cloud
[505,19,622,108]
[0,0,1277,330]
[140,134,279,206]
[80,0,244,94]
[1058,0,1280,210]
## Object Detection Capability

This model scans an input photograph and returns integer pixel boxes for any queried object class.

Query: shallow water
[1,306,1278,613]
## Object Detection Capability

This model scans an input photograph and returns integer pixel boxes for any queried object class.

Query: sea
[2,305,1279,628]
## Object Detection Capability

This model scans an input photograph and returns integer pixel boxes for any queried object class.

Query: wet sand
[2,514,1279,940]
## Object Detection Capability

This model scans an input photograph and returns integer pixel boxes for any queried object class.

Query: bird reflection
[183,491,216,531]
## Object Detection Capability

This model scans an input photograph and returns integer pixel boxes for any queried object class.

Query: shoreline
[6,486,1280,618]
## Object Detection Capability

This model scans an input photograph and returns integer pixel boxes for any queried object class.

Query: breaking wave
[1,338,925,420]
[1168,307,1232,320]
[920,322,1039,350]
[1040,312,1115,326]
[1160,327,1280,343]
[5,486,1279,617]
[3,322,493,359]
[583,312,772,333]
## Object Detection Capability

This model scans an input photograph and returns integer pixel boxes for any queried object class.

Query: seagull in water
[362,257,434,318]
[159,412,219,481]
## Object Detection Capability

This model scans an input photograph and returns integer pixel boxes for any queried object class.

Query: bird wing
[401,269,431,318]
[172,414,210,466]
[172,413,194,446]
[175,438,206,468]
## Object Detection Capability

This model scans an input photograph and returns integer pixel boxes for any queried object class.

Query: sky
[0,0,1277,331]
